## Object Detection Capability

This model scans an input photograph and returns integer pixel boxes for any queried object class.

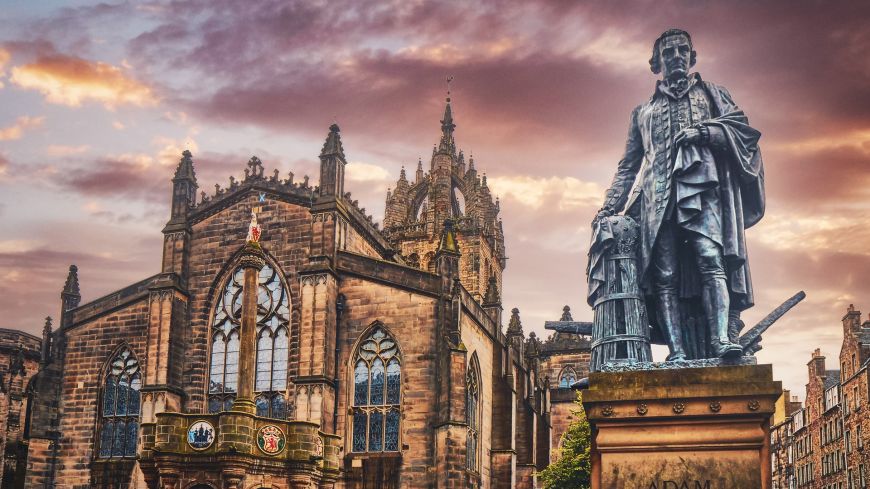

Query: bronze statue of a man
[593,29,765,361]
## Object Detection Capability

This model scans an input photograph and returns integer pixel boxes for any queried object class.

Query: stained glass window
[97,347,141,459]
[385,409,400,451]
[466,356,481,472]
[559,366,577,388]
[208,263,290,417]
[351,326,401,453]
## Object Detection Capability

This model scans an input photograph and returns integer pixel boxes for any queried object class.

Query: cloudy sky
[2,0,869,397]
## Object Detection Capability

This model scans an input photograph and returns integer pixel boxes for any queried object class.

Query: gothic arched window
[558,366,577,388]
[209,263,290,418]
[351,326,401,453]
[98,347,141,458]
[466,355,481,472]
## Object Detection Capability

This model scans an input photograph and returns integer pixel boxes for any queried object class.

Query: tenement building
[12,95,590,489]
[770,304,870,489]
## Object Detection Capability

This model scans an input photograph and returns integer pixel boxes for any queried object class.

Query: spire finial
[438,76,456,155]
[173,149,196,181]
[63,265,80,297]
[320,123,345,158]
[507,308,523,336]
[62,264,81,312]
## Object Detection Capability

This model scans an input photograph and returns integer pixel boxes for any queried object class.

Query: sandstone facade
[12,97,590,489]
[771,305,870,489]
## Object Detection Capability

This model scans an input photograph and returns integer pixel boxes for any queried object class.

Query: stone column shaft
[233,245,265,414]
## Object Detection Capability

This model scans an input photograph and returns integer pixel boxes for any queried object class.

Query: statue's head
[649,28,696,80]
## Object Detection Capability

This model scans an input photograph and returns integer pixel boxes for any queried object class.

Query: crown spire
[438,76,456,155]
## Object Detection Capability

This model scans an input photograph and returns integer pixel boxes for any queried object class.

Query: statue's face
[659,34,692,80]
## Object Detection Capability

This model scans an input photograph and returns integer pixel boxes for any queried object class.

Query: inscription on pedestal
[647,482,710,489]
[603,450,760,488]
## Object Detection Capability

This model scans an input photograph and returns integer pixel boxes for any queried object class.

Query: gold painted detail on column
[239,245,266,270]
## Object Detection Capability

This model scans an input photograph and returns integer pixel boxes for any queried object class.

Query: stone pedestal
[583,364,781,489]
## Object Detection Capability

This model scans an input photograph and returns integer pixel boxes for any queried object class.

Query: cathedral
[9,95,589,489]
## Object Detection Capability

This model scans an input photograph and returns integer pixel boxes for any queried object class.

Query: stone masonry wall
[460,313,496,484]
[335,276,438,488]
[55,299,150,489]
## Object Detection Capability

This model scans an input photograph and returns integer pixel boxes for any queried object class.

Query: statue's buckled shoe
[666,350,687,362]
[712,338,743,359]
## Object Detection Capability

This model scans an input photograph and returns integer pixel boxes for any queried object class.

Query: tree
[539,392,592,489]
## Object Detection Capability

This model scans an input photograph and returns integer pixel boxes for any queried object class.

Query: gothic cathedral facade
[16,96,589,489]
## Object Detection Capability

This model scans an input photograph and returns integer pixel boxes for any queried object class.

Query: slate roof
[824,370,841,390]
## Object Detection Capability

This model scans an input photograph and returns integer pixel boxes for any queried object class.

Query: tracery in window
[98,347,141,459]
[351,326,401,453]
[559,366,577,388]
[208,263,290,417]
[466,354,481,472]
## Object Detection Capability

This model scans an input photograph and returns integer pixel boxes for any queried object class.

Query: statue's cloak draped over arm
[672,81,765,311]
[701,81,765,230]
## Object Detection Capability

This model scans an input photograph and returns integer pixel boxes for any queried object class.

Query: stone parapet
[141,411,341,488]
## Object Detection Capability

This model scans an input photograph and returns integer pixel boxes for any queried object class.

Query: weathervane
[446,75,454,99]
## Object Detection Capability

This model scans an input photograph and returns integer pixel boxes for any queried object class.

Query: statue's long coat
[589,75,765,345]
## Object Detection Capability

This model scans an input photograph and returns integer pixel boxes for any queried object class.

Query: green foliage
[539,392,592,489]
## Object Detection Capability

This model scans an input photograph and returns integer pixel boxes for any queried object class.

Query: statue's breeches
[650,220,726,295]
